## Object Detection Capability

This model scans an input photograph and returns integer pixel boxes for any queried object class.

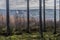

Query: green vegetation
[0,25,60,40]
[0,32,60,40]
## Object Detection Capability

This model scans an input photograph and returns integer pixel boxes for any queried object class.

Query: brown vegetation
[0,15,60,35]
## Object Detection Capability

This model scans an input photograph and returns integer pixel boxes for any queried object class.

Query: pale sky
[0,0,59,10]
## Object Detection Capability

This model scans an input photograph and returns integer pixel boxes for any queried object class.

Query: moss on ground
[0,32,60,40]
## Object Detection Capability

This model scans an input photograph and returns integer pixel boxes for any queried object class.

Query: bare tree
[54,0,56,34]
[39,0,43,38]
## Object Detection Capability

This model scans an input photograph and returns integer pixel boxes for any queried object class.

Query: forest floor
[0,32,60,40]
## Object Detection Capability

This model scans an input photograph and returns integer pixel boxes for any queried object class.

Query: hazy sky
[0,0,59,10]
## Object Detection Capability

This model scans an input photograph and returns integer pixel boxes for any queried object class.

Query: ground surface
[0,32,60,40]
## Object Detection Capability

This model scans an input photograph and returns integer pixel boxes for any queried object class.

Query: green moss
[0,32,60,40]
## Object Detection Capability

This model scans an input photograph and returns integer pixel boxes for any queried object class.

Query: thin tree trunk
[54,0,56,34]
[43,0,46,32]
[39,0,43,38]
[6,0,10,35]
[26,0,30,33]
